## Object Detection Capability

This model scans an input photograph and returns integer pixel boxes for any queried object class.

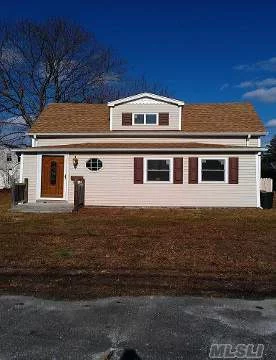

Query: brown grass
[0,190,275,299]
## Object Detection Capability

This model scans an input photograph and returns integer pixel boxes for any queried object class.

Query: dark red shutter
[122,113,132,126]
[134,157,143,184]
[188,157,198,184]
[159,113,169,126]
[173,158,183,184]
[229,157,239,184]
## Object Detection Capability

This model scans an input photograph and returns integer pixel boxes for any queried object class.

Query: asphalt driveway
[0,295,275,359]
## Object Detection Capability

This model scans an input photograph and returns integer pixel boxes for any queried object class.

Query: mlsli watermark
[209,343,264,359]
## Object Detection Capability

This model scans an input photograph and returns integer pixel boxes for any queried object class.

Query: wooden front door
[41,156,64,198]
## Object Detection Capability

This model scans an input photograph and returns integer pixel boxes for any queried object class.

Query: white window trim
[144,157,173,184]
[198,157,228,184]
[132,113,159,126]
[85,158,103,172]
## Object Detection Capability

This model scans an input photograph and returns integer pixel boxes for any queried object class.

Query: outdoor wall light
[73,156,79,169]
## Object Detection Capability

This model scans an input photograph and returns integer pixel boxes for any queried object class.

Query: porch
[10,176,84,213]
[10,200,73,213]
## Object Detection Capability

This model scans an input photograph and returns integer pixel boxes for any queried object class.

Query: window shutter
[188,157,198,184]
[134,157,143,184]
[229,157,239,184]
[173,158,183,184]
[122,113,132,126]
[159,112,169,126]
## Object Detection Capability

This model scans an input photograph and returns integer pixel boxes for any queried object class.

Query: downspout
[256,152,262,208]
[31,135,37,147]
[19,154,24,182]
[246,133,251,147]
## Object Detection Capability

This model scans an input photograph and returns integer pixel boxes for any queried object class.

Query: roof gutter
[29,132,267,137]
[14,147,266,154]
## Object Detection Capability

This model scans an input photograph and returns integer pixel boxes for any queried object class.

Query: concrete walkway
[10,201,73,213]
[0,295,275,359]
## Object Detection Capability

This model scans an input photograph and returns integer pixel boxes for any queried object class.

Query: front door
[41,156,64,198]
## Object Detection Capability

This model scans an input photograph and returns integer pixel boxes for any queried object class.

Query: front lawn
[0,190,275,299]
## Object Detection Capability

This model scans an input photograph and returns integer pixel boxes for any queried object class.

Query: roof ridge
[185,102,252,106]
[41,101,255,108]
[45,101,252,106]
[45,103,108,106]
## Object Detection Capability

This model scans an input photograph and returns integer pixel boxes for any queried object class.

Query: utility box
[260,191,274,209]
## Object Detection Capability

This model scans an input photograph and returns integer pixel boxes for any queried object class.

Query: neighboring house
[0,147,20,189]
[16,93,266,207]
[262,159,276,191]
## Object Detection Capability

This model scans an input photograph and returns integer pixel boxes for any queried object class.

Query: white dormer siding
[108,93,184,131]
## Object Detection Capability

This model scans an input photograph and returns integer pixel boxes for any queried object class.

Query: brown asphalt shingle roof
[30,103,109,133]
[30,102,265,134]
[182,103,265,132]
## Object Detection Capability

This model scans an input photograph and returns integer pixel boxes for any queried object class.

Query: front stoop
[10,200,73,213]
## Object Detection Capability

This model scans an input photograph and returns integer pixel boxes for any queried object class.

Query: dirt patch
[0,270,275,300]
[0,191,275,299]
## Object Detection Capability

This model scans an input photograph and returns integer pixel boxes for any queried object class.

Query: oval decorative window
[86,158,103,171]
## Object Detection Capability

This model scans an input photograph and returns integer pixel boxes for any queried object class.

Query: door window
[50,161,57,185]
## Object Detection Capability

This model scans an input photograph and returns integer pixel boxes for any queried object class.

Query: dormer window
[133,113,158,125]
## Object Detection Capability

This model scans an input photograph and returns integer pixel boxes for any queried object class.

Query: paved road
[0,295,275,359]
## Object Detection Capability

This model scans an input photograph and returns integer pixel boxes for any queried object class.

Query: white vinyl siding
[67,153,258,207]
[21,153,258,207]
[21,154,37,202]
[112,103,180,130]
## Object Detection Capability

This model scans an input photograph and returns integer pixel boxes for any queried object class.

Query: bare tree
[0,18,171,149]
[88,76,170,103]
[0,116,29,148]
[0,18,125,128]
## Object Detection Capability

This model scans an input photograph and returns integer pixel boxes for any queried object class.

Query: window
[146,159,172,182]
[200,159,226,182]
[133,113,158,125]
[134,114,144,124]
[7,153,12,162]
[146,114,157,124]
[86,158,103,171]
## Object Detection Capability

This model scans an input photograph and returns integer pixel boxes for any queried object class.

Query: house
[16,93,266,207]
[0,147,20,189]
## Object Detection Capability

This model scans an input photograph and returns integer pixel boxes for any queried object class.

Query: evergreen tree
[266,135,276,162]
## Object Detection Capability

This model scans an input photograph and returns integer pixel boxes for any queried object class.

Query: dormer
[108,93,184,131]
